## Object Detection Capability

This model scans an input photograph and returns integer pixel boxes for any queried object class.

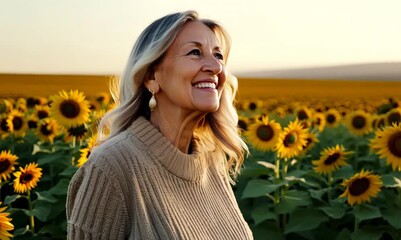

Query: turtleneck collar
[129,116,208,182]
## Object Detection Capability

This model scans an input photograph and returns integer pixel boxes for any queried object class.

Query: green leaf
[29,201,52,221]
[242,179,285,199]
[333,165,354,180]
[59,165,78,177]
[251,205,276,225]
[48,178,70,195]
[381,208,401,229]
[351,227,384,240]
[335,229,352,240]
[13,226,30,237]
[3,194,23,205]
[319,206,346,219]
[257,161,276,170]
[286,169,308,178]
[276,190,312,214]
[35,191,58,203]
[37,151,69,165]
[353,204,381,221]
[284,208,329,234]
[381,174,401,188]
[309,188,330,201]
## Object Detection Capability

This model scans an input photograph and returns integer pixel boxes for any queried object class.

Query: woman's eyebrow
[185,41,222,51]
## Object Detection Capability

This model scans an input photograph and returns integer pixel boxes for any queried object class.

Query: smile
[193,82,217,89]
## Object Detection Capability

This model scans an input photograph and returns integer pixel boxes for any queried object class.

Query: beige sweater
[66,117,253,239]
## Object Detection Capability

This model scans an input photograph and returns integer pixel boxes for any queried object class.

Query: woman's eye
[188,49,201,56]
[214,52,224,60]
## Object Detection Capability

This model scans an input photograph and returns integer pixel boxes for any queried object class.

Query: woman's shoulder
[84,129,146,173]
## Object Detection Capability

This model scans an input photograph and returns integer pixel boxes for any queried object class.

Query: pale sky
[1,0,401,75]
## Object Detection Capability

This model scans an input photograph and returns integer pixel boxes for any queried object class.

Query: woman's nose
[201,54,223,74]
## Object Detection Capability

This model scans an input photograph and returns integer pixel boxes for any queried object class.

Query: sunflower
[311,112,326,132]
[77,134,97,167]
[6,109,28,137]
[242,99,263,111]
[245,115,281,151]
[27,114,39,129]
[339,170,382,206]
[237,116,249,132]
[325,109,342,128]
[36,118,61,143]
[275,119,308,159]
[0,150,18,182]
[0,99,13,114]
[370,123,401,171]
[65,124,89,142]
[35,105,50,119]
[312,145,352,175]
[15,98,27,113]
[386,108,401,126]
[301,131,319,154]
[95,92,110,107]
[0,114,10,139]
[0,202,13,240]
[13,162,42,194]
[345,110,372,136]
[295,106,313,121]
[50,90,91,128]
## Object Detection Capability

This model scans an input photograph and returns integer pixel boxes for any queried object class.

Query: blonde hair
[98,10,248,180]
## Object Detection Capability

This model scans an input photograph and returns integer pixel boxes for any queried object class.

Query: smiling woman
[66,10,253,240]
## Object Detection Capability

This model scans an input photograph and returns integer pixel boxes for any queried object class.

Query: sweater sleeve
[66,164,129,240]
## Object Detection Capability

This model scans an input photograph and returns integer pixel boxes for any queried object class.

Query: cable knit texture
[66,116,253,239]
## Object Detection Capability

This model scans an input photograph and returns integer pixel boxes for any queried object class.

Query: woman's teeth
[193,82,216,89]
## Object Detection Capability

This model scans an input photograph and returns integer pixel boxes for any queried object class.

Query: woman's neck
[149,109,205,153]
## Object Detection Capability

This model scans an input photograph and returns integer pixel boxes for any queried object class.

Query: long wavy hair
[97,10,248,180]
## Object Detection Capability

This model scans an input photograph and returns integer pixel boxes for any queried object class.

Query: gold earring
[149,89,156,111]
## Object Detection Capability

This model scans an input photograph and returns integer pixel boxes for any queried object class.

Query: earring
[148,89,156,111]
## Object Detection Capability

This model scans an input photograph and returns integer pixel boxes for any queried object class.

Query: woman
[67,10,253,239]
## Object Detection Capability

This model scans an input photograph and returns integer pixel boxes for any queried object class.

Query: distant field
[1,74,400,101]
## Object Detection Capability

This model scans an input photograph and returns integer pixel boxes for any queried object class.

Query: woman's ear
[144,79,159,93]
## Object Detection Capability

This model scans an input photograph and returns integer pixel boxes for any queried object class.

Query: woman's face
[153,21,227,116]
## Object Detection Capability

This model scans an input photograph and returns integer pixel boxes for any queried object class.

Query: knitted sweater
[66,117,253,239]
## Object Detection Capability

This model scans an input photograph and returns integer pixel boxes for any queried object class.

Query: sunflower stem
[354,136,360,171]
[354,216,359,233]
[327,172,333,201]
[28,190,35,236]
[274,155,281,230]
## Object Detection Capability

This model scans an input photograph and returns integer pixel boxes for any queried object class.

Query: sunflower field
[235,96,401,240]
[0,77,401,239]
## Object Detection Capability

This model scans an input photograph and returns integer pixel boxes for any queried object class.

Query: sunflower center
[238,120,248,131]
[20,172,34,184]
[388,112,401,125]
[352,116,366,129]
[96,96,105,103]
[0,119,9,131]
[40,124,52,136]
[298,110,308,120]
[324,153,340,165]
[326,114,336,124]
[388,131,401,158]
[0,159,10,173]
[60,100,80,118]
[12,116,23,130]
[249,102,257,111]
[28,120,38,129]
[349,178,370,196]
[256,125,274,141]
[284,132,297,147]
[37,110,49,119]
[68,125,87,137]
